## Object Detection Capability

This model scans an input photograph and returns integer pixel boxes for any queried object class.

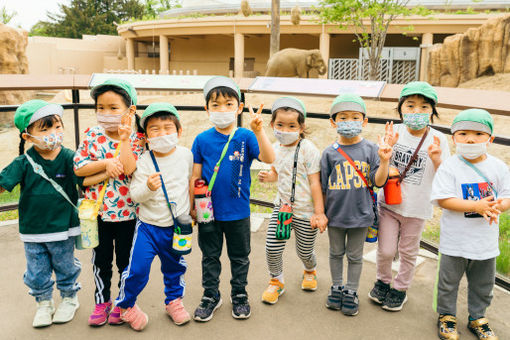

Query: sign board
[248,77,386,98]
[89,73,215,91]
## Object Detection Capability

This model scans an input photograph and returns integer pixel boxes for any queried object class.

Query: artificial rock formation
[0,24,29,128]
[428,14,510,87]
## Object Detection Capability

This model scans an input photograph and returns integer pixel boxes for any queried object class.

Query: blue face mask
[336,121,363,138]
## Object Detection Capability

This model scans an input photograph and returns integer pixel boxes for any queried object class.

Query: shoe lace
[479,323,494,335]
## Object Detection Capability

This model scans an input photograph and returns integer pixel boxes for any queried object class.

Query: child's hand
[190,208,197,222]
[427,136,442,163]
[311,213,328,233]
[147,172,162,191]
[383,122,399,147]
[377,135,393,162]
[258,170,277,183]
[249,104,264,133]
[118,113,133,142]
[105,158,124,178]
[474,196,501,223]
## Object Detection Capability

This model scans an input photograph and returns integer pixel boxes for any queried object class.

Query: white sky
[1,0,67,31]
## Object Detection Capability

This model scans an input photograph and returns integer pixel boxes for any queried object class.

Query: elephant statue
[265,48,328,78]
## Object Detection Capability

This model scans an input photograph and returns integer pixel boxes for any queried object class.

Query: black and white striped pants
[265,206,318,277]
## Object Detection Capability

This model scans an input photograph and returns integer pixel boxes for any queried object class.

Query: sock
[274,273,284,283]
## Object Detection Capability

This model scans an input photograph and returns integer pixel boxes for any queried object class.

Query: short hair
[205,86,240,108]
[19,114,64,155]
[271,107,307,139]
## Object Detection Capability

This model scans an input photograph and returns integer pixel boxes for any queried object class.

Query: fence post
[238,92,245,127]
[72,89,80,149]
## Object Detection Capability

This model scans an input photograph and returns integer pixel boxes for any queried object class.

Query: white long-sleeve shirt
[130,146,193,227]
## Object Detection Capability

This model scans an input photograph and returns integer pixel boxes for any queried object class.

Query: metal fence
[329,47,421,84]
[0,84,509,291]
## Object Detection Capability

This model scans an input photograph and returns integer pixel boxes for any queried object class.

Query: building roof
[162,0,510,18]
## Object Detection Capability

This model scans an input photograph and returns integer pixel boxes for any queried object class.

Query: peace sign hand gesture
[427,136,442,163]
[249,104,264,133]
[118,113,133,142]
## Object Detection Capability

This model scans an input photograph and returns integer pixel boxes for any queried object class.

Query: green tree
[318,0,430,80]
[29,0,146,38]
[0,5,17,25]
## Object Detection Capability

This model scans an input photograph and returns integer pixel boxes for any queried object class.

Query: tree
[0,6,17,25]
[29,0,179,38]
[318,0,429,80]
[270,0,280,57]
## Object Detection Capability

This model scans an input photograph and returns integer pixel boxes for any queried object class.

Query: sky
[2,0,67,31]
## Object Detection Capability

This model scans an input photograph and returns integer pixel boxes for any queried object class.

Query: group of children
[0,76,508,340]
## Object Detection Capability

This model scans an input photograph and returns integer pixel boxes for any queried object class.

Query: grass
[422,212,510,276]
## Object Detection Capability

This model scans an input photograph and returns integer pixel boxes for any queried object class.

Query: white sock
[274,273,284,283]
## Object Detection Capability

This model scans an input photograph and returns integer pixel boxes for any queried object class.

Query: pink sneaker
[166,298,191,325]
[88,301,112,326]
[120,304,148,331]
[107,306,124,325]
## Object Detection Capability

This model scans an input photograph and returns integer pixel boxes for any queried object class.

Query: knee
[346,250,363,264]
[378,246,396,261]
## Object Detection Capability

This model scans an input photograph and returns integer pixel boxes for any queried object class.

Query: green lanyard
[208,128,237,193]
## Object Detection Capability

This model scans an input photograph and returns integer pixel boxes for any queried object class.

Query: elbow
[260,153,275,164]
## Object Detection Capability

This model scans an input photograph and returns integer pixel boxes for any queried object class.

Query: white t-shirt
[430,154,510,260]
[378,124,450,219]
[272,139,321,219]
[130,146,193,227]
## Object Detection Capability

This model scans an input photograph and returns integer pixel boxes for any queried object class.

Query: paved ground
[0,221,509,340]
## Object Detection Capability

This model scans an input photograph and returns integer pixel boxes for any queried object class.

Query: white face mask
[148,133,178,154]
[209,111,237,129]
[273,128,299,145]
[455,140,490,160]
[97,112,126,132]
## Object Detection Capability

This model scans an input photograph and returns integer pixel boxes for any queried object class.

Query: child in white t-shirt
[431,109,510,340]
[258,97,327,304]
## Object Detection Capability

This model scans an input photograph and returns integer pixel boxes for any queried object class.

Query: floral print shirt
[74,126,144,222]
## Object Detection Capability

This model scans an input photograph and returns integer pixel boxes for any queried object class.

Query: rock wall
[428,14,510,87]
[0,24,29,128]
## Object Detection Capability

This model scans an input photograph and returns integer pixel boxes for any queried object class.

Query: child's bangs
[30,114,63,131]
[207,86,239,104]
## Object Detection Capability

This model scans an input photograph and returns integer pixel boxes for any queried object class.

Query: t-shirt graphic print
[391,144,427,185]
[461,181,495,218]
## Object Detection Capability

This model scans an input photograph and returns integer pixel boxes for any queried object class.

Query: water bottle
[194,179,214,223]
[171,214,193,255]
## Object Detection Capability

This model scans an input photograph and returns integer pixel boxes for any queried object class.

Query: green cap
[399,81,438,104]
[90,78,138,105]
[140,102,180,129]
[14,100,64,132]
[203,76,241,101]
[451,108,493,135]
[271,96,307,118]
[330,93,366,117]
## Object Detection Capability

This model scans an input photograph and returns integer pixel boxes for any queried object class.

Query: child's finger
[433,136,440,146]
[248,105,255,118]
[256,104,264,115]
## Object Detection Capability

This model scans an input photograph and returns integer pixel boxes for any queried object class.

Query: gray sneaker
[325,286,343,310]
[341,289,359,316]
[368,280,390,305]
[382,288,407,312]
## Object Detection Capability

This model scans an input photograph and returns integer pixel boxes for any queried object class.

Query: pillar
[319,31,330,79]
[234,33,244,78]
[126,38,135,70]
[159,35,169,74]
[420,33,433,81]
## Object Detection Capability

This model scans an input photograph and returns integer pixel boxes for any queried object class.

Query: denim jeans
[23,237,81,302]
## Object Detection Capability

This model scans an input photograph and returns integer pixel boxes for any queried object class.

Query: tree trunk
[270,0,280,57]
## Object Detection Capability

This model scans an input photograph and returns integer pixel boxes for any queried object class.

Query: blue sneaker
[325,286,343,310]
[341,289,359,316]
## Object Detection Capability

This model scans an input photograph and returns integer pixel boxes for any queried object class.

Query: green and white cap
[140,102,180,128]
[330,93,366,117]
[271,96,307,118]
[203,76,241,100]
[14,100,64,132]
[399,81,438,104]
[451,108,493,135]
[90,78,138,105]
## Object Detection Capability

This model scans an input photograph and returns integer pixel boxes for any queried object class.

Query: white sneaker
[52,296,80,324]
[33,299,55,328]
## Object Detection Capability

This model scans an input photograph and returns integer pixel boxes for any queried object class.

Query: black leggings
[91,217,136,304]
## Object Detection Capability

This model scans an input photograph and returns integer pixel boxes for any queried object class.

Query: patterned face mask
[403,113,429,130]
[336,120,363,138]
[28,132,64,150]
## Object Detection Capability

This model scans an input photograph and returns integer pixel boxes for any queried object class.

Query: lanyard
[149,150,178,226]
[289,139,303,204]
[333,143,375,200]
[208,128,237,193]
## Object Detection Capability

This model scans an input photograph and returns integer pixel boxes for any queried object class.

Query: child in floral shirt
[73,79,144,327]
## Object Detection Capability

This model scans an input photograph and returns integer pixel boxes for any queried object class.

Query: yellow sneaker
[301,270,317,291]
[468,317,498,340]
[261,278,285,304]
[438,314,460,340]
